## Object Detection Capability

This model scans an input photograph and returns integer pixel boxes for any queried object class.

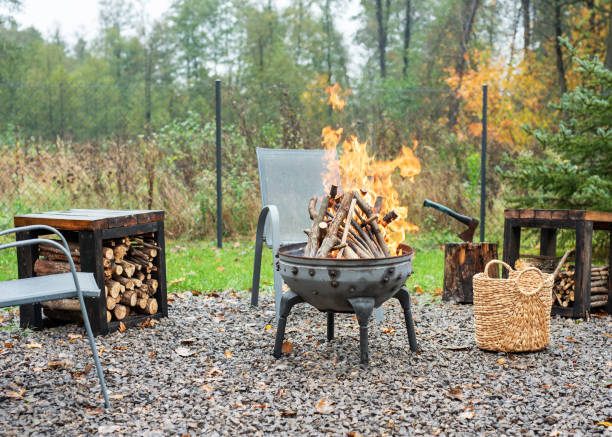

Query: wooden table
[14,209,167,335]
[503,209,612,318]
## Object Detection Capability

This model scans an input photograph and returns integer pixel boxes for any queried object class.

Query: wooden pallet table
[503,209,612,318]
[14,209,167,335]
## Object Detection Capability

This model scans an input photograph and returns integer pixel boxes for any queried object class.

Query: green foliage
[504,41,612,212]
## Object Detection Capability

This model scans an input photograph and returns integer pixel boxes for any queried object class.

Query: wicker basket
[472,260,554,352]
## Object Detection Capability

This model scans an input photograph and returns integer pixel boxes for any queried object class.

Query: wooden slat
[519,210,535,219]
[15,209,165,231]
[584,210,612,223]
[534,210,553,220]
[504,209,519,219]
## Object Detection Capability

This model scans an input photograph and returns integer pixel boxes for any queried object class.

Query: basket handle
[515,267,545,296]
[483,260,514,278]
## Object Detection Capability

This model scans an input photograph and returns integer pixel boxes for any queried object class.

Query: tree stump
[443,242,498,303]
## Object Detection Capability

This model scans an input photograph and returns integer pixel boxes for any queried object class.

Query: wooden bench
[0,225,110,408]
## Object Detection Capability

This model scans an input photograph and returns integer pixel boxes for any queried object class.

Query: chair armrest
[0,225,71,253]
[0,238,83,298]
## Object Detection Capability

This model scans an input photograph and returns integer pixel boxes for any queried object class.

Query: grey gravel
[0,291,610,436]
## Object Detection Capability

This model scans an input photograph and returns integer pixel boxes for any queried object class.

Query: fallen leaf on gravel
[281,411,297,416]
[382,327,395,334]
[149,353,156,359]
[265,324,272,330]
[109,394,124,400]
[253,403,266,409]
[208,367,221,377]
[433,287,442,296]
[414,285,424,294]
[71,363,93,378]
[597,421,611,427]
[447,388,463,400]
[26,343,42,349]
[606,361,612,367]
[181,338,196,345]
[445,345,471,351]
[98,425,121,434]
[118,322,126,333]
[281,342,293,354]
[234,401,245,408]
[5,386,25,399]
[47,360,71,369]
[348,431,364,437]
[225,350,232,358]
[175,347,197,357]
[315,398,334,414]
[86,408,103,415]
[458,410,475,420]
[497,358,507,365]
[566,337,579,343]
[4,342,14,348]
[200,385,213,392]
[68,334,82,342]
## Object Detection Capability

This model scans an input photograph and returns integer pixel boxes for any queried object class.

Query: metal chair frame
[0,225,110,408]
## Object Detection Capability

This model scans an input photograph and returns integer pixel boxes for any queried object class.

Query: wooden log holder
[503,209,612,318]
[14,209,167,335]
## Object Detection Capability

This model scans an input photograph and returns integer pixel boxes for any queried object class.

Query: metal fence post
[216,79,222,249]
[480,84,488,243]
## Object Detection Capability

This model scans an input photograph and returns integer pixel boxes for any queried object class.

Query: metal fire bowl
[278,243,414,313]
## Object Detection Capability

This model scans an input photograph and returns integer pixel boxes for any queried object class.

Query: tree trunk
[376,0,390,78]
[553,0,567,94]
[605,7,612,71]
[522,0,530,51]
[402,0,412,78]
[448,0,481,128]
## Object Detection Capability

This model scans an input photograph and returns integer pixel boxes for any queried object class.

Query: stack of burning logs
[304,185,404,259]
[553,265,609,308]
[37,235,159,323]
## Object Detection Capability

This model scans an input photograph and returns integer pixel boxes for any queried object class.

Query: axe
[423,199,479,243]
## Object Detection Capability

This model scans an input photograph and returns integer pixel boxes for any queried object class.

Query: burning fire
[321,84,421,255]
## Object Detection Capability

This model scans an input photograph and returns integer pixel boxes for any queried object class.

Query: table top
[505,209,612,224]
[14,209,164,231]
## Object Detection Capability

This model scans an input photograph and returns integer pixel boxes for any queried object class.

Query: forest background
[0,0,610,251]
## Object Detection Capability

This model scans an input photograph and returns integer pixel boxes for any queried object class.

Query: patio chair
[250,147,384,322]
[0,225,110,408]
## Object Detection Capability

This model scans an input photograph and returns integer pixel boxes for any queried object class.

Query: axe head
[457,219,479,243]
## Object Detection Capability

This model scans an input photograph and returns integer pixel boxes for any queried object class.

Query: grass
[0,235,445,298]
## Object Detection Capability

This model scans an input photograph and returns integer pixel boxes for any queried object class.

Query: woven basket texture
[473,260,553,352]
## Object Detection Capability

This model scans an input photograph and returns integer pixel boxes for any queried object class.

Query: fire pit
[273,242,419,365]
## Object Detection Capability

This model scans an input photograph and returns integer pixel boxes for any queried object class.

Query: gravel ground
[0,291,610,436]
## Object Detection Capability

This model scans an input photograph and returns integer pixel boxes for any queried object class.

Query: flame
[326,83,350,111]
[320,84,421,255]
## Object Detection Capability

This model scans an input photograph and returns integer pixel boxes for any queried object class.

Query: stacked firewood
[102,235,159,322]
[553,265,609,308]
[304,185,404,259]
[37,235,159,323]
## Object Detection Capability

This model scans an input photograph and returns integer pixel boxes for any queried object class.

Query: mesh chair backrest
[257,148,341,245]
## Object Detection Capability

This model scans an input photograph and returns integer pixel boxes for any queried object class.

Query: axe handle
[423,199,476,227]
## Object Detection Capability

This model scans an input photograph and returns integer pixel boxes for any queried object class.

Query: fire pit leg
[327,312,334,341]
[394,286,419,352]
[348,297,375,366]
[273,290,304,359]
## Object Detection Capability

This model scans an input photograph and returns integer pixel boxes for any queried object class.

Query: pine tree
[504,39,612,212]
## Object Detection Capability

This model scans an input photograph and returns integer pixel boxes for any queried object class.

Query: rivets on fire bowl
[308,269,315,277]
[382,276,390,283]
[331,280,339,288]
[328,269,338,278]
[275,261,280,271]
[291,267,299,275]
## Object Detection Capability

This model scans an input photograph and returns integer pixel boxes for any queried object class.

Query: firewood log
[118,261,136,278]
[316,191,354,258]
[42,299,81,312]
[337,198,357,258]
[34,259,81,275]
[354,193,391,257]
[39,246,80,263]
[132,278,143,288]
[110,263,123,276]
[113,275,134,290]
[120,290,137,307]
[308,198,317,220]
[134,271,146,281]
[590,280,607,288]
[107,311,112,323]
[106,296,117,310]
[146,279,158,293]
[137,296,148,310]
[591,286,608,294]
[305,194,331,257]
[102,247,114,260]
[136,297,158,315]
[113,304,128,320]
[112,244,128,261]
[105,280,122,298]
